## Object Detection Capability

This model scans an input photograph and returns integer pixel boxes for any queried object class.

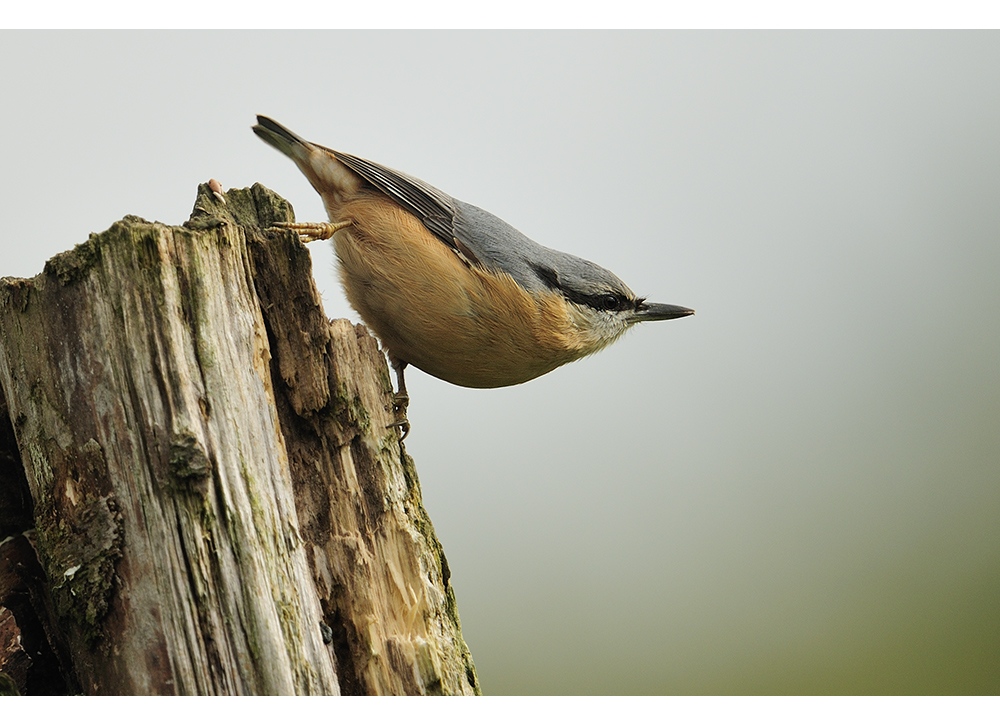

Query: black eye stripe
[584,291,634,312]
[530,263,561,291]
[528,263,632,312]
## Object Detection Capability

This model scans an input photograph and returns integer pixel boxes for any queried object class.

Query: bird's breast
[329,196,590,388]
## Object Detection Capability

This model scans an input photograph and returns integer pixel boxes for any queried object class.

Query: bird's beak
[629,302,695,323]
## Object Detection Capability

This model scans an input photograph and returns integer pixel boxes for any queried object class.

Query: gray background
[1,32,997,694]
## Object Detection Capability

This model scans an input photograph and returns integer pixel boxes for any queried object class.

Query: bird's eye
[598,294,621,311]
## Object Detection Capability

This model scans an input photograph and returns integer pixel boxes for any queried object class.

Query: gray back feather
[452,202,632,298]
[333,150,633,301]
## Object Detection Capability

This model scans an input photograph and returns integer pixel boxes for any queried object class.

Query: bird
[252,115,693,438]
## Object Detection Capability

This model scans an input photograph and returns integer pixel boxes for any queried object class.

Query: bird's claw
[388,418,410,441]
[272,220,351,243]
[387,393,410,441]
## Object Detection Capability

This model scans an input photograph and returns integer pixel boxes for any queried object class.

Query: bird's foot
[272,220,351,243]
[387,393,410,441]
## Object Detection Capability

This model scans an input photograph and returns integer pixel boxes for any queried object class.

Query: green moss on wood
[185,182,295,234]
[43,233,104,285]
[169,431,212,483]
[399,451,481,694]
[37,490,124,646]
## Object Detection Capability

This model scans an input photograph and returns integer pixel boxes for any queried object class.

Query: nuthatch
[252,116,693,437]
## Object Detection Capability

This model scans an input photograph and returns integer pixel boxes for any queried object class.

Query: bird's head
[528,255,694,356]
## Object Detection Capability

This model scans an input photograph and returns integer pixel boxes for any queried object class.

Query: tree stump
[0,183,479,695]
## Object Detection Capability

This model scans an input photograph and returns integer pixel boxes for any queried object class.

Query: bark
[0,183,479,695]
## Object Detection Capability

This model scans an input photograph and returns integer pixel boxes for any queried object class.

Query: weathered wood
[0,184,479,695]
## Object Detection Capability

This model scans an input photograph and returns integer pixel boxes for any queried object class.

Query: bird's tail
[252,115,362,201]
[253,115,314,164]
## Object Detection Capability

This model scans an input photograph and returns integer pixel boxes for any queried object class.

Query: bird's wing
[328,148,485,268]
